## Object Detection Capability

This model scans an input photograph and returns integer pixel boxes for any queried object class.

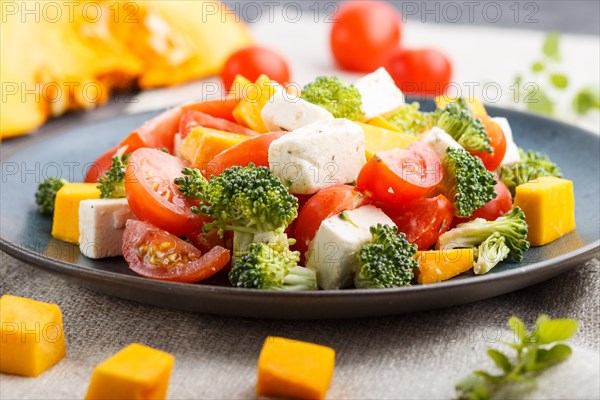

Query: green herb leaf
[550,74,569,89]
[526,87,554,116]
[572,86,600,115]
[537,344,573,365]
[543,32,560,61]
[487,349,513,373]
[531,62,545,73]
[538,319,579,344]
[508,316,527,343]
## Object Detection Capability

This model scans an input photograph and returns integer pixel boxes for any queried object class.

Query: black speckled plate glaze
[1,102,599,319]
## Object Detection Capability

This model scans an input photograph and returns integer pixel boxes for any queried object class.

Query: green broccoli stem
[232,231,255,263]
[281,266,318,291]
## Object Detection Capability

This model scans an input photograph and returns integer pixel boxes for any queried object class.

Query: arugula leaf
[455,315,578,400]
[550,74,569,89]
[543,32,560,61]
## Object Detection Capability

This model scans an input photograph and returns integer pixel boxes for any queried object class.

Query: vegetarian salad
[36,68,575,290]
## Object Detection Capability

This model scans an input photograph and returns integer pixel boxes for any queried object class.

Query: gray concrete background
[226,0,600,35]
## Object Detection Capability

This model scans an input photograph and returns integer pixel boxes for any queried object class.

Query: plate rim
[1,104,599,302]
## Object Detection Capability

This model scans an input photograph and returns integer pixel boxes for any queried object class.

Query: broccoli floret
[473,232,510,275]
[435,102,492,153]
[354,224,419,289]
[498,149,562,196]
[229,234,317,290]
[97,153,129,199]
[35,177,68,215]
[386,102,437,135]
[300,76,363,120]
[174,163,298,258]
[437,207,530,262]
[439,147,497,218]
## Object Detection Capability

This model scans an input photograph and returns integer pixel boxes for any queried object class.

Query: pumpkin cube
[51,183,100,244]
[513,176,576,246]
[85,343,175,400]
[180,127,248,170]
[0,295,66,377]
[233,75,278,133]
[357,122,419,160]
[257,336,335,400]
[417,249,475,284]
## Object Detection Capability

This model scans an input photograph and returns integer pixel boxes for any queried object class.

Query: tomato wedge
[179,110,258,138]
[120,98,243,153]
[380,194,453,250]
[182,97,241,122]
[84,146,119,183]
[205,131,286,177]
[123,220,230,283]
[120,107,183,154]
[357,141,443,204]
[473,116,507,171]
[453,178,512,226]
[295,185,368,257]
[125,148,208,236]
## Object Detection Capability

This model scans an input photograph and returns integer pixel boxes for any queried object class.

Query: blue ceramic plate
[1,104,599,319]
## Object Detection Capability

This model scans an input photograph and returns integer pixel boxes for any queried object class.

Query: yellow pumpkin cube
[365,116,403,132]
[85,343,175,400]
[513,177,576,246]
[357,122,419,160]
[434,96,487,118]
[0,295,66,377]
[180,127,248,170]
[51,183,100,244]
[417,249,475,284]
[257,336,335,400]
[233,74,278,133]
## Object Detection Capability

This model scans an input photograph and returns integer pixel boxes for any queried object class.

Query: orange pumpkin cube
[257,336,335,400]
[85,343,175,400]
[0,295,66,377]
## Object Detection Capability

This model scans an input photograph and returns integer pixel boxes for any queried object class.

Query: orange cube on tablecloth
[0,294,66,377]
[85,343,175,400]
[257,336,335,400]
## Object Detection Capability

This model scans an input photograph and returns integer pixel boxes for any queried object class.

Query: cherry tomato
[221,46,290,90]
[205,131,286,177]
[179,110,258,138]
[84,146,119,183]
[386,48,452,97]
[122,220,230,283]
[472,116,507,171]
[125,148,208,236]
[380,195,453,250]
[357,141,443,204]
[295,185,367,257]
[453,178,512,226]
[330,0,402,72]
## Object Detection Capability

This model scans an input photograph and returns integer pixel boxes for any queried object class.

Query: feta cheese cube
[79,199,135,259]
[305,205,395,289]
[493,117,520,166]
[421,127,463,158]
[261,91,334,132]
[355,67,405,119]
[268,119,366,194]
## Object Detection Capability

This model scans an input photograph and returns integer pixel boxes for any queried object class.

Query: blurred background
[1,0,599,140]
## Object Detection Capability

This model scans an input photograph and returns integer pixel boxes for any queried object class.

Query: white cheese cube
[422,127,463,158]
[79,199,135,259]
[268,119,366,194]
[261,91,334,132]
[355,67,405,119]
[305,205,395,289]
[493,117,520,166]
